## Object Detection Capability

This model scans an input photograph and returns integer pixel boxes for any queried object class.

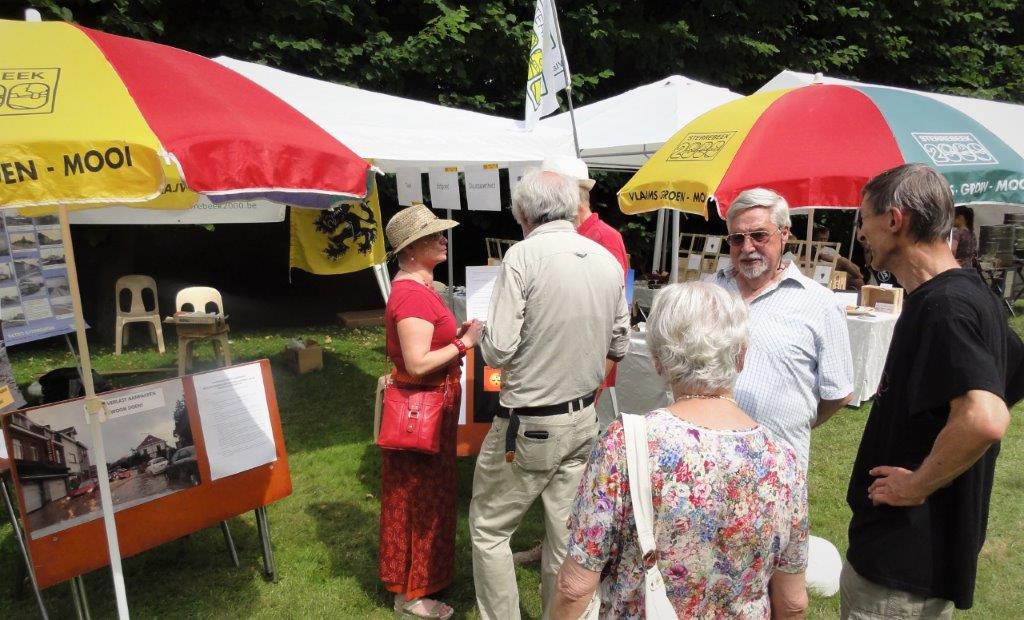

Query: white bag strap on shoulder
[621,413,677,619]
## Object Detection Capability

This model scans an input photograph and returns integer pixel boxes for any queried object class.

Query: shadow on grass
[345,440,546,619]
[268,350,384,457]
[0,515,264,618]
[306,498,389,608]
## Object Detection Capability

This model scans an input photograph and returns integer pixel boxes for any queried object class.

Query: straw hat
[385,203,458,255]
[541,155,596,190]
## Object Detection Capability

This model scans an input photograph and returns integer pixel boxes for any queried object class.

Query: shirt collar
[577,213,600,235]
[718,260,810,300]
[526,219,575,239]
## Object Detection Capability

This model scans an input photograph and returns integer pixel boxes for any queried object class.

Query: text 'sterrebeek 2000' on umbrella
[0,18,370,212]
[618,83,1024,218]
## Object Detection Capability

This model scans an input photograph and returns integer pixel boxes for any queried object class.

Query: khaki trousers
[840,561,954,619]
[469,403,598,620]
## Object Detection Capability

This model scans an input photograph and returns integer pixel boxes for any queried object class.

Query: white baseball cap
[540,155,596,190]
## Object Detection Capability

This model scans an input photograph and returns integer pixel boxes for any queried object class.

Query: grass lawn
[1,323,1022,618]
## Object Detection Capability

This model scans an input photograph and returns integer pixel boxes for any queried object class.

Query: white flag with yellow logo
[524,0,570,129]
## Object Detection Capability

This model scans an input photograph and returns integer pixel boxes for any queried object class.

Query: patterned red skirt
[379,381,461,598]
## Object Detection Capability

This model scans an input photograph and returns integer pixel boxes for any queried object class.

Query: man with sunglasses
[712,187,854,472]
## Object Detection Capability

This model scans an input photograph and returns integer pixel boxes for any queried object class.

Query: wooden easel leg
[254,507,276,582]
[2,477,48,619]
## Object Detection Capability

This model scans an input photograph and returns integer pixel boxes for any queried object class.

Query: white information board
[396,168,424,206]
[428,166,461,211]
[193,364,277,480]
[465,165,501,211]
[466,265,500,321]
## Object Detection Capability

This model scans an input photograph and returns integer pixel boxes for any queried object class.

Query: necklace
[397,268,431,287]
[675,393,738,405]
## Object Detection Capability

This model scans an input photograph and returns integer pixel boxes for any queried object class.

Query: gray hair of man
[861,163,954,243]
[726,187,792,230]
[646,281,749,395]
[512,169,580,227]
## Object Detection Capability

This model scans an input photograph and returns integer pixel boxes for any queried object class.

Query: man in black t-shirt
[843,163,1023,618]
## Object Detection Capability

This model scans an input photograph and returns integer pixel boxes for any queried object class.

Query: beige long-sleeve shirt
[480,220,630,409]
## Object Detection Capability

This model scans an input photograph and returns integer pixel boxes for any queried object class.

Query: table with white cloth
[845,312,899,407]
[455,289,896,413]
[598,314,897,418]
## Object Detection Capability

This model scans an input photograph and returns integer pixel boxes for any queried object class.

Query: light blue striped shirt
[713,262,854,467]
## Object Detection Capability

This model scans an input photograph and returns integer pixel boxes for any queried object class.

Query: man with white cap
[542,155,629,274]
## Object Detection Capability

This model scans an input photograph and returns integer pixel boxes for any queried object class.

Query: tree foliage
[10,0,1024,112]
[6,0,1023,271]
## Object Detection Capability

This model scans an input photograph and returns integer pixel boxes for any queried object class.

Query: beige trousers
[469,403,598,620]
[840,561,954,619]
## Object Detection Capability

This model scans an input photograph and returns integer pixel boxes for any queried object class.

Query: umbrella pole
[652,209,665,274]
[805,210,814,269]
[670,210,680,283]
[848,213,858,260]
[58,205,131,619]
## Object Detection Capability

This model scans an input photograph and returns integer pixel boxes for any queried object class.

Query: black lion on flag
[313,201,378,260]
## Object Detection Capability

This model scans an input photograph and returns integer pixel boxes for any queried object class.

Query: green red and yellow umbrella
[619,83,1024,218]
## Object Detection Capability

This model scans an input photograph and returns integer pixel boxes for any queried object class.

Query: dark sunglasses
[725,228,782,247]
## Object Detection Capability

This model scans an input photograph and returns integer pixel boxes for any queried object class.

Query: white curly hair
[646,282,748,394]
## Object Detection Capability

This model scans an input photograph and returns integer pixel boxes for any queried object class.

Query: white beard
[737,251,769,279]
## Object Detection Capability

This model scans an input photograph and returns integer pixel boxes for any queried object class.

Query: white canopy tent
[215,56,575,173]
[541,75,741,277]
[540,75,741,171]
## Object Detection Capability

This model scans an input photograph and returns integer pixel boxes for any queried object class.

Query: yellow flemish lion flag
[289,179,385,275]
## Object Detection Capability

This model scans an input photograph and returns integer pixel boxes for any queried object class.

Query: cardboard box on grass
[285,340,323,374]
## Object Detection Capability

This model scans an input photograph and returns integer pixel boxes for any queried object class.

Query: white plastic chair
[114,275,165,355]
[174,286,230,374]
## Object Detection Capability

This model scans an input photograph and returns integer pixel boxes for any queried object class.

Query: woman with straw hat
[379,204,483,620]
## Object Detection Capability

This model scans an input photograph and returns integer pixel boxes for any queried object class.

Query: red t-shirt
[578,212,627,389]
[385,280,458,382]
[578,212,628,275]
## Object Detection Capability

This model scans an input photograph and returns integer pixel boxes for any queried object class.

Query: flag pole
[547,0,581,157]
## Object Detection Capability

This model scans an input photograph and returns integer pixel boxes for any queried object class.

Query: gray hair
[512,169,579,227]
[861,163,953,242]
[726,187,792,230]
[646,282,748,395]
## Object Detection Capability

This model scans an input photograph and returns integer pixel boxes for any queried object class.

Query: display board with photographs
[0,359,291,589]
[0,213,77,345]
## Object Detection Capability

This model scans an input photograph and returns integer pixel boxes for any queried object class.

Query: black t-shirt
[846,269,1024,609]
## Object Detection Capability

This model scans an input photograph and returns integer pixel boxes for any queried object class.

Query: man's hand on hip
[867,466,926,506]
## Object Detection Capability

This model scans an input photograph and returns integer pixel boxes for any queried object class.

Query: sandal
[394,597,454,620]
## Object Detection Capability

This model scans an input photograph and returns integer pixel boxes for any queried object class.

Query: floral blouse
[566,409,808,619]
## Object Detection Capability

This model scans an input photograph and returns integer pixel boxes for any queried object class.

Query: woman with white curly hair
[551,282,810,619]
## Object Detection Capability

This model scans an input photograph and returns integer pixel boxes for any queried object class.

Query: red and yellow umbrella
[0,19,370,212]
[1,19,371,616]
[619,83,1024,218]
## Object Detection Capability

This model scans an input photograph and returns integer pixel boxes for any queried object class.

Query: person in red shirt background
[540,156,629,274]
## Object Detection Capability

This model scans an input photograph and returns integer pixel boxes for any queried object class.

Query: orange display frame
[0,359,292,589]
[456,348,504,456]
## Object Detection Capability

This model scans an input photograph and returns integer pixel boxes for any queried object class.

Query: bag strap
[621,413,657,558]
[621,413,677,618]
